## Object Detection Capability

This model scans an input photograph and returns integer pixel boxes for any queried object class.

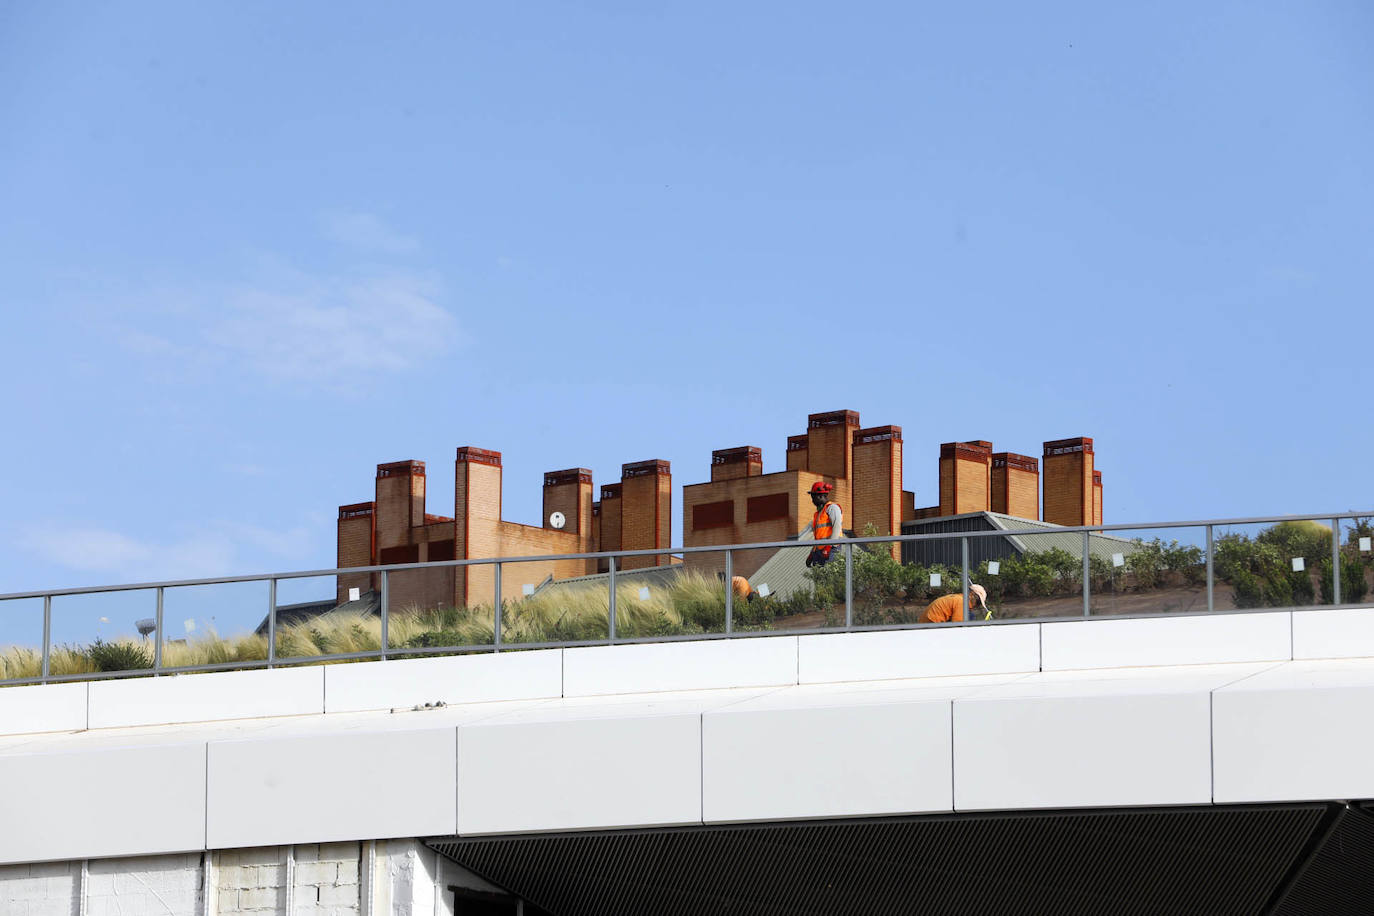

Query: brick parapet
[455,446,503,468]
[711,446,762,481]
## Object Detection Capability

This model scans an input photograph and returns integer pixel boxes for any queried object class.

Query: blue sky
[2,0,1371,620]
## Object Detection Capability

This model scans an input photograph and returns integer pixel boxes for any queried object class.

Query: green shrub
[1286,569,1315,606]
[87,638,152,672]
[1320,554,1370,605]
[1258,521,1332,564]
[1231,569,1265,609]
[1040,548,1082,588]
[1126,541,1165,590]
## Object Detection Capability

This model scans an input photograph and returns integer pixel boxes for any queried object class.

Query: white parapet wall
[4,608,1374,870]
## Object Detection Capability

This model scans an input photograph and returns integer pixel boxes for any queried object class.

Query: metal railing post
[379,569,390,660]
[41,595,51,684]
[266,579,276,669]
[844,542,854,628]
[154,586,165,673]
[1206,526,1215,612]
[724,550,734,635]
[1332,518,1342,606]
[1082,531,1091,617]
[494,563,503,652]
[607,557,617,643]
[961,537,971,623]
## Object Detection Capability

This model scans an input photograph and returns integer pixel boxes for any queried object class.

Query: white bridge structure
[4,605,1374,913]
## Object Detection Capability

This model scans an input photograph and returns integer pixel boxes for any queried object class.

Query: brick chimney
[543,468,594,540]
[374,460,425,552]
[991,453,1040,520]
[852,426,903,557]
[620,460,671,570]
[710,446,762,482]
[806,410,860,480]
[938,442,992,515]
[1042,437,1094,527]
[454,447,503,606]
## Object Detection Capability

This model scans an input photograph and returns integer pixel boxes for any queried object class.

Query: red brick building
[336,411,1105,608]
[336,451,671,607]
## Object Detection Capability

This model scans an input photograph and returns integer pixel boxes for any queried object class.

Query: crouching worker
[919,583,990,623]
[798,481,843,568]
[731,575,758,602]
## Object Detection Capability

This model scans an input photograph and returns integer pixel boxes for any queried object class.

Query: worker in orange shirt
[798,481,844,568]
[919,584,990,623]
[731,575,757,602]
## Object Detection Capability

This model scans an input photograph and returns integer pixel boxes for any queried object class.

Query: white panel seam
[699,712,705,825]
[1212,661,1287,692]
[1208,690,1215,804]
[454,726,462,839]
[948,698,957,811]
[203,742,210,850]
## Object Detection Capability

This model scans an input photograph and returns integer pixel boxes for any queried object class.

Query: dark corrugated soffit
[427,803,1374,916]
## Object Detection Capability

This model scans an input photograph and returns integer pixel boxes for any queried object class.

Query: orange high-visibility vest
[813,501,839,555]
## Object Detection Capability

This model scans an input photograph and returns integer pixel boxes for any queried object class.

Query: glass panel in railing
[161,580,269,669]
[49,589,158,678]
[383,559,487,653]
[1212,519,1332,612]
[1338,517,1373,607]
[494,554,605,646]
[259,575,366,664]
[896,533,984,626]
[966,529,1084,621]
[741,540,841,633]
[613,549,724,639]
[0,598,44,682]
[1087,526,1208,617]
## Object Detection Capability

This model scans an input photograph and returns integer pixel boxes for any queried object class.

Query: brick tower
[619,460,672,570]
[991,453,1040,520]
[1042,437,1094,527]
[711,447,763,482]
[938,442,992,515]
[852,426,903,557]
[454,447,504,607]
[543,468,594,541]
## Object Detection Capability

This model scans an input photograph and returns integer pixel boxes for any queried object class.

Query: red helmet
[809,481,833,495]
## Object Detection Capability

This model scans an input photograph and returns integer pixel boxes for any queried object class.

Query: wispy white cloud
[320,211,419,254]
[20,521,317,584]
[104,214,460,391]
[207,268,459,384]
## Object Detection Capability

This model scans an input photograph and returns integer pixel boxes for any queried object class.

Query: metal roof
[744,533,819,602]
[903,512,1142,563]
[532,564,685,598]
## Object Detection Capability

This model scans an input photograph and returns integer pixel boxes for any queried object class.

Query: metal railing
[1,510,1371,687]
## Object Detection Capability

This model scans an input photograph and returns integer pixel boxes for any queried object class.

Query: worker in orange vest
[919,584,989,623]
[731,575,757,602]
[798,481,844,568]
